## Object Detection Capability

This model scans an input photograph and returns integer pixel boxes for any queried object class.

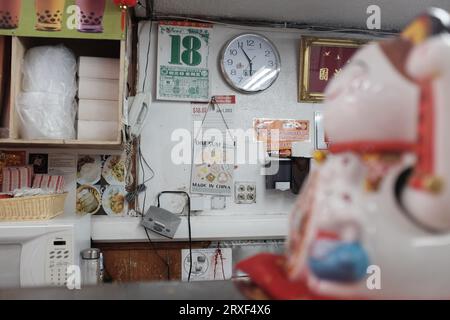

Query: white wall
[3,22,378,242]
[137,22,332,222]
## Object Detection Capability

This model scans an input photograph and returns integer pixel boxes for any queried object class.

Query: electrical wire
[138,143,171,280]
[156,191,193,282]
[151,14,397,38]
[142,17,153,92]
[132,1,175,282]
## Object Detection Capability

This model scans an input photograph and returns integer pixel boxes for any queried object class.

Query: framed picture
[299,37,366,103]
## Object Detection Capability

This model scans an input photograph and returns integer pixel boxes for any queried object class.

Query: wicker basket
[0,193,67,221]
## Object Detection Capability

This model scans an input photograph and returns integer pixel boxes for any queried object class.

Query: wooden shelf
[0,36,126,149]
[0,138,123,149]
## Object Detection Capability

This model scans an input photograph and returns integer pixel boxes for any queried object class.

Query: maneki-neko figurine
[237,8,450,299]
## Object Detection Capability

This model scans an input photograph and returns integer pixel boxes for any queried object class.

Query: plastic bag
[17,45,77,140]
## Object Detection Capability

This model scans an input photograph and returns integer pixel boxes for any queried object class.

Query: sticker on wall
[157,21,212,102]
[0,0,124,40]
[181,248,232,282]
[254,119,310,157]
[76,154,127,217]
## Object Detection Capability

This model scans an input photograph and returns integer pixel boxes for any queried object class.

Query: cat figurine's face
[323,41,420,148]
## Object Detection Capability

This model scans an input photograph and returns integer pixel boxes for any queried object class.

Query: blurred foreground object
[237,8,450,299]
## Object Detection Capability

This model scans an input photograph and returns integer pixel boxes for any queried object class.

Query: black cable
[139,145,155,183]
[133,9,173,281]
[156,191,193,282]
[138,143,171,280]
[142,18,152,92]
[188,204,192,282]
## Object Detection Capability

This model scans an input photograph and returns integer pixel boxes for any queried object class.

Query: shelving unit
[0,36,126,149]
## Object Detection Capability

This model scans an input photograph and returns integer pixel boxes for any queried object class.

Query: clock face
[220,33,281,93]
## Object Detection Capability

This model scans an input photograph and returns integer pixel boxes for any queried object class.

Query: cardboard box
[79,57,120,80]
[79,78,119,101]
[77,120,119,141]
[78,99,119,121]
[2,166,32,192]
[32,174,65,193]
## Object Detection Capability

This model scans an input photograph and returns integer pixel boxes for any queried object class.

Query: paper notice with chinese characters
[157,22,212,102]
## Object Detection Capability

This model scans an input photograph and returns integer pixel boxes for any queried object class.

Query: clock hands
[241,47,253,76]
[241,47,251,62]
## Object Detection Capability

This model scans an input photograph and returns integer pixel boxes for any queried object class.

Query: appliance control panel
[45,233,73,287]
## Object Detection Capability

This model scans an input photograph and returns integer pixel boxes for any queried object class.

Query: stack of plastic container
[77,57,120,141]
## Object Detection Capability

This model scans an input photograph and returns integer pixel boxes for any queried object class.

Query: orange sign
[254,119,310,154]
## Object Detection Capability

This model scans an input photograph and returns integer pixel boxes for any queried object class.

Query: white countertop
[91,213,288,242]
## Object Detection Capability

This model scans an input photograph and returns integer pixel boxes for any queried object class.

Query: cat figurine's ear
[401,7,450,45]
[407,33,450,81]
[402,8,450,81]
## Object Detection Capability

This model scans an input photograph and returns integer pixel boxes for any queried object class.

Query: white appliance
[0,214,90,289]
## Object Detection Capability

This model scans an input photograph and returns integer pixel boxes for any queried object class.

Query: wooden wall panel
[94,241,211,283]
[101,250,131,282]
[129,249,171,282]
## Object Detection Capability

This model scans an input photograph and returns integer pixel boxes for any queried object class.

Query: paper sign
[48,153,76,173]
[76,154,127,217]
[190,144,234,196]
[191,100,235,196]
[157,21,212,102]
[181,248,232,282]
[191,96,235,134]
[254,119,310,152]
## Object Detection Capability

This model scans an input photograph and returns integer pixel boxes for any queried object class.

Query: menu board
[0,0,123,40]
[76,154,128,217]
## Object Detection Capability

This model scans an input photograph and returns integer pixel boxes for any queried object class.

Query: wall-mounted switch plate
[234,182,256,204]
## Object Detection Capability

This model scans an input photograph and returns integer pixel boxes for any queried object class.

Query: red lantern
[113,0,138,31]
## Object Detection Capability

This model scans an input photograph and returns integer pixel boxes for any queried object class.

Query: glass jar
[80,248,102,286]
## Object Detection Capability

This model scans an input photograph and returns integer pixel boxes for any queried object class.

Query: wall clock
[220,33,281,93]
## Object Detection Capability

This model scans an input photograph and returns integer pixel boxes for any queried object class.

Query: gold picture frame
[299,37,367,103]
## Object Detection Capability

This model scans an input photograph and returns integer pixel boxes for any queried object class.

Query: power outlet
[235,182,256,204]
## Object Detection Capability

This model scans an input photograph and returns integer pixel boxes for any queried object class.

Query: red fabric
[236,253,336,300]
